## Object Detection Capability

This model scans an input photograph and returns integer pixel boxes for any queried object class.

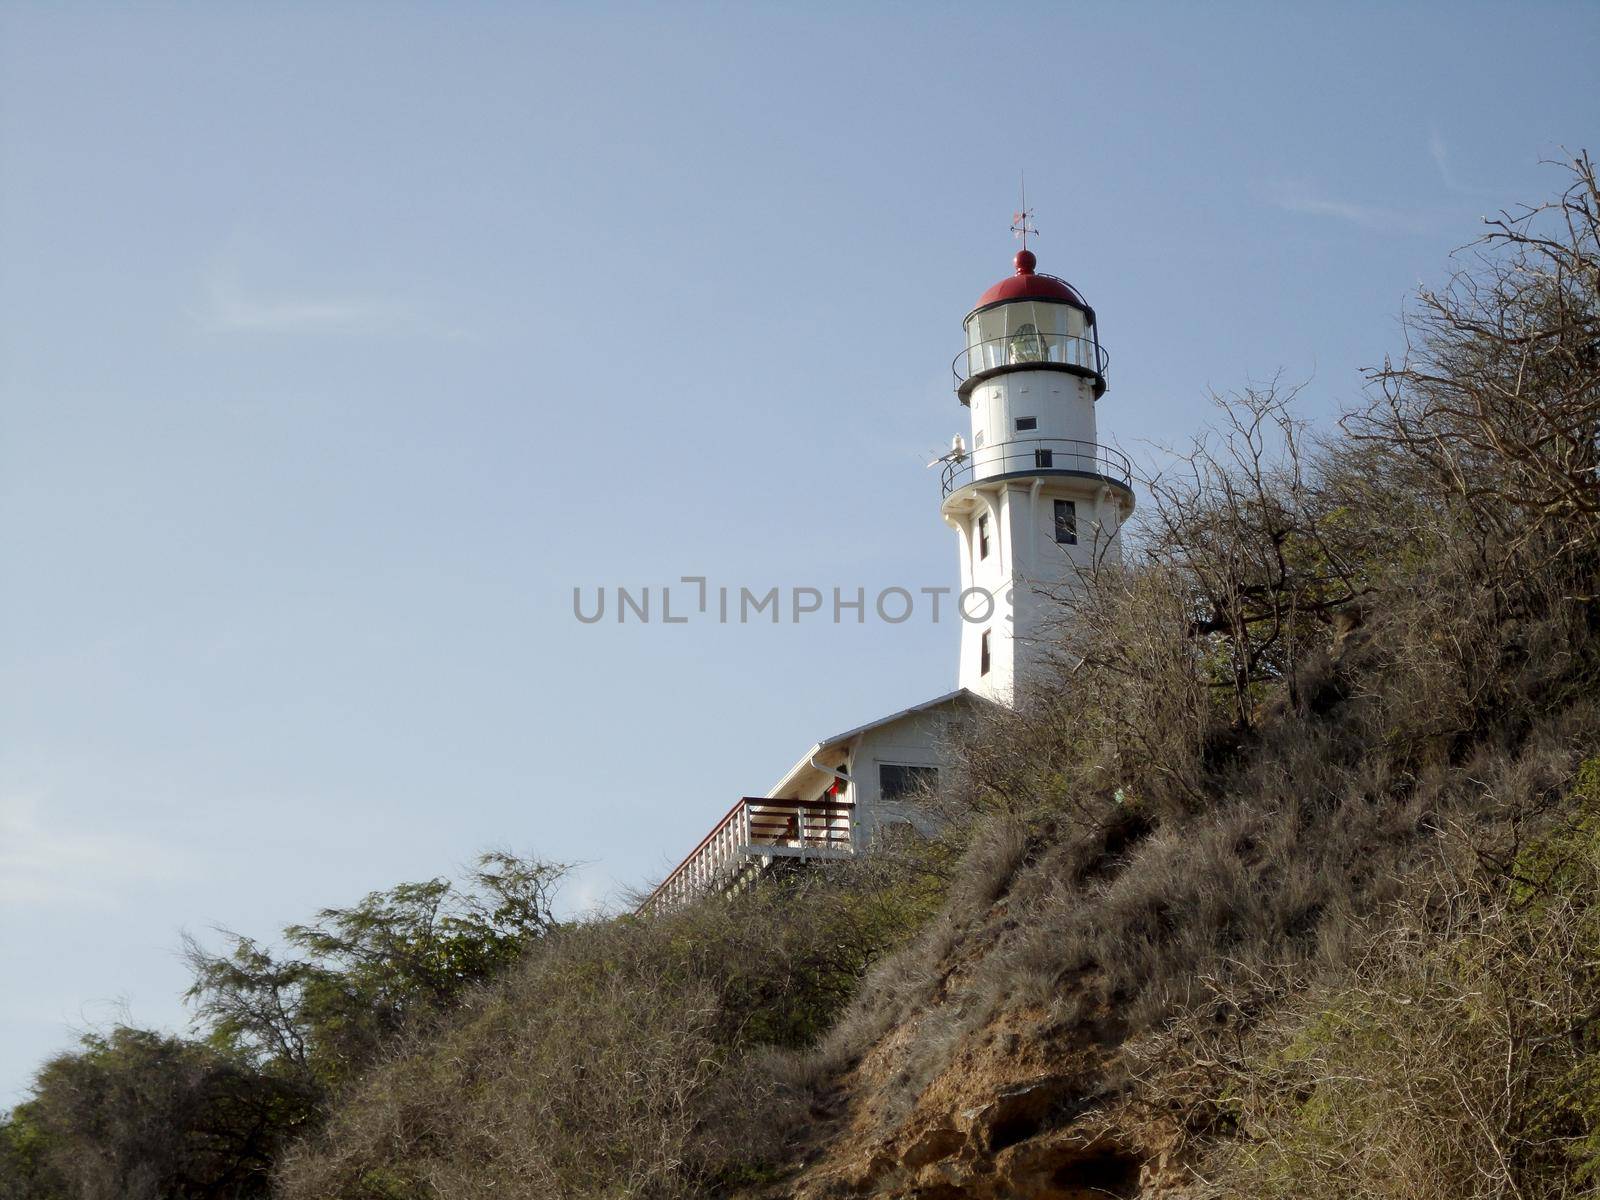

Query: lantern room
[953,249,1107,404]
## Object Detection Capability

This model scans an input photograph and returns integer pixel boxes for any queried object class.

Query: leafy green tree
[0,1103,67,1200]
[184,852,568,1089]
[0,852,569,1200]
[16,1027,312,1200]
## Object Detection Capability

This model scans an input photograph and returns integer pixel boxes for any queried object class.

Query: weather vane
[1010,171,1037,250]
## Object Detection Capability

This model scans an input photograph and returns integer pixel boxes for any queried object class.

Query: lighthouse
[641,223,1137,911]
[939,244,1135,704]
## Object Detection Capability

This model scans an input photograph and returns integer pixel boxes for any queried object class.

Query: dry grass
[758,421,1600,1160]
[276,159,1600,1200]
[275,852,947,1199]
[1117,751,1600,1199]
[277,474,1600,1199]
[279,920,742,1200]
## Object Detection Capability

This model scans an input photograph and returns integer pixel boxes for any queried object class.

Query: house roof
[764,688,979,800]
[818,687,974,749]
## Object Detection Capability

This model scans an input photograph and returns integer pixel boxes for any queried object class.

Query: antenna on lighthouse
[1010,172,1037,250]
[926,433,967,468]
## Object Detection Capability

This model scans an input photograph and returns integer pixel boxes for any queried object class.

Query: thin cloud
[0,794,190,909]
[1259,178,1443,236]
[1429,129,1497,198]
[193,272,476,340]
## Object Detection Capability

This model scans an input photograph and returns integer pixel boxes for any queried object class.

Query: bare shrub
[1042,559,1220,819]
[1139,380,1372,732]
[1357,152,1600,576]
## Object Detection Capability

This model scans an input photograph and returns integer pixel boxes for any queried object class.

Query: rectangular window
[879,763,939,801]
[1035,448,1054,468]
[1015,416,1037,431]
[980,629,992,675]
[977,514,989,559]
[1054,499,1078,545]
[974,430,985,449]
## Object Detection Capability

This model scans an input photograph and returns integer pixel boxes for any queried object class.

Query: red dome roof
[973,249,1089,311]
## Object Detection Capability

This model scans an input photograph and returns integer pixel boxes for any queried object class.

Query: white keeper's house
[641,237,1135,913]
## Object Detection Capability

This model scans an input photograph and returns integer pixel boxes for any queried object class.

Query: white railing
[639,797,853,914]
[940,437,1134,496]
[953,332,1109,387]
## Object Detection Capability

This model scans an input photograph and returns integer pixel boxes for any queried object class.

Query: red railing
[639,797,853,914]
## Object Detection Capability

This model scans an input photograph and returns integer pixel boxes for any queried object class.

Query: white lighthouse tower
[642,225,1139,912]
[939,239,1135,704]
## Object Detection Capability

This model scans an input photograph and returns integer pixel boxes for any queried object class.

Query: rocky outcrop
[780,1008,1187,1200]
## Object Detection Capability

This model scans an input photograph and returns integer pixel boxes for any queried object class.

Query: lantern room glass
[962,300,1095,375]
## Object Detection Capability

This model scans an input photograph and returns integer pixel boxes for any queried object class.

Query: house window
[1035,448,1054,468]
[1015,416,1037,432]
[978,514,989,559]
[980,629,991,675]
[879,763,940,801]
[1054,499,1077,545]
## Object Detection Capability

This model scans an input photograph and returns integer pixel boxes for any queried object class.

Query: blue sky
[2,1,1596,1102]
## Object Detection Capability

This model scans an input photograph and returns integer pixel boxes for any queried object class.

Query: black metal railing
[953,332,1110,389]
[940,437,1133,497]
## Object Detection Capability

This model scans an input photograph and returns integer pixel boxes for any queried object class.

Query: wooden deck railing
[639,797,853,914]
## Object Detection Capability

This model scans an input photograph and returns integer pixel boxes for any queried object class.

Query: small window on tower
[1054,499,1078,545]
[980,629,992,675]
[977,514,990,559]
[1035,448,1054,469]
[974,430,985,449]
[1015,417,1037,432]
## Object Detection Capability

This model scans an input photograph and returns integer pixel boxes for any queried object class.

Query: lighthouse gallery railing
[940,437,1134,497]
[952,332,1110,388]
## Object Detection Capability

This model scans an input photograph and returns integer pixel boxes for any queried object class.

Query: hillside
[5,158,1599,1200]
